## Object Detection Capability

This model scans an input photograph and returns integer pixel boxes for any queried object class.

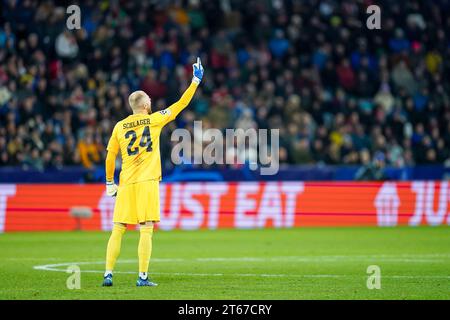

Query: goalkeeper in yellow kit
[102,58,204,287]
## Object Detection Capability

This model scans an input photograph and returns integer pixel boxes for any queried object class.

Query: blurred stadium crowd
[0,0,449,173]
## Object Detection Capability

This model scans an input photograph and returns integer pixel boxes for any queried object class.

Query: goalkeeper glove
[192,57,204,84]
[106,181,118,197]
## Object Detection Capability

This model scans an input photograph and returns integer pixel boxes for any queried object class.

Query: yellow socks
[105,223,153,279]
[105,224,126,273]
[138,225,154,275]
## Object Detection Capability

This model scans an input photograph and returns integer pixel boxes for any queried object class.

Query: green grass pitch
[0,227,449,299]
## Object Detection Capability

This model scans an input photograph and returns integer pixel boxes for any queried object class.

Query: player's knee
[113,222,127,234]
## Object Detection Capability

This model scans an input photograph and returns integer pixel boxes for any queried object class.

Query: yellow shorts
[113,180,160,224]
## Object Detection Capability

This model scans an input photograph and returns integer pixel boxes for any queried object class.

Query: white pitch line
[29,254,450,267]
[32,259,450,279]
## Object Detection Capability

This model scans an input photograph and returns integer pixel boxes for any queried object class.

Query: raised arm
[165,81,200,122]
[157,57,204,124]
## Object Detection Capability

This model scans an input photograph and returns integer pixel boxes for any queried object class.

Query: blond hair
[128,90,150,112]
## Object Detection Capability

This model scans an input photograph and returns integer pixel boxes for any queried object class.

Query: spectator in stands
[355,151,387,181]
[77,133,100,169]
[0,0,448,176]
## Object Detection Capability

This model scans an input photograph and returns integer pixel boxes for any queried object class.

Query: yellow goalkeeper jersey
[106,82,198,185]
